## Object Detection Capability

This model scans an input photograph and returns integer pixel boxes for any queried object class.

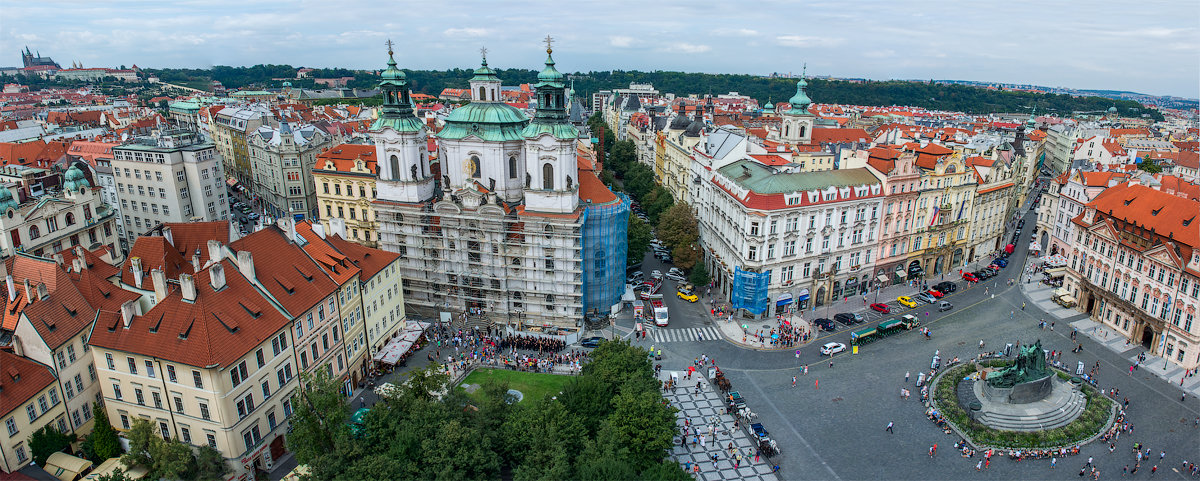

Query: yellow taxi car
[897,296,917,308]
[677,283,699,302]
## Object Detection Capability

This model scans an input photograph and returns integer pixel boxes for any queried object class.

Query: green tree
[644,186,675,224]
[1137,159,1162,173]
[622,164,656,200]
[82,402,123,462]
[28,425,74,466]
[671,242,701,271]
[287,369,354,480]
[503,398,585,480]
[609,140,636,175]
[558,375,616,438]
[627,215,652,266]
[593,389,679,472]
[418,419,501,480]
[152,440,197,480]
[120,419,156,470]
[580,340,657,396]
[689,261,711,286]
[193,445,230,481]
[656,203,699,253]
[96,469,133,481]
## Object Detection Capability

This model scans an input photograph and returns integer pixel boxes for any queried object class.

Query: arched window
[65,213,75,225]
[542,163,554,190]
[784,124,790,137]
[508,156,517,179]
[470,155,481,178]
[28,225,39,239]
[478,86,486,101]
[799,125,807,138]
[389,155,400,180]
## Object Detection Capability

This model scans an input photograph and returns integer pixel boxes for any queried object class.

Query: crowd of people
[420,325,585,377]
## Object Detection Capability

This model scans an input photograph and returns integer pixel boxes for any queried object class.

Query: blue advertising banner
[731,267,771,315]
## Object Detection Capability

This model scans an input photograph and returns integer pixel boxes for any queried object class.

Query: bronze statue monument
[986,340,1048,388]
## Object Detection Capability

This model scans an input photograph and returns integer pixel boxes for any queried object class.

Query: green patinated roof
[536,51,564,86]
[471,58,500,83]
[371,116,425,133]
[437,102,529,141]
[717,160,879,193]
[380,49,407,85]
[521,122,579,141]
[785,78,812,116]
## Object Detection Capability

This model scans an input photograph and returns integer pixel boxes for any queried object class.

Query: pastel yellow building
[0,350,69,473]
[314,144,379,247]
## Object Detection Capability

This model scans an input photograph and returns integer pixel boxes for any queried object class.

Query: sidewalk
[710,254,1005,351]
[1018,276,1200,399]
[661,369,780,480]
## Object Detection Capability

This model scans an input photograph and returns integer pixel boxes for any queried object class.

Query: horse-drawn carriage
[750,423,780,458]
[712,368,732,392]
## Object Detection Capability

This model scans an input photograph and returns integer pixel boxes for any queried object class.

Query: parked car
[937,300,953,312]
[579,337,604,348]
[813,318,836,331]
[897,296,917,308]
[657,253,673,263]
[650,270,663,279]
[666,267,686,281]
[915,292,937,304]
[676,283,698,302]
[833,313,856,326]
[627,271,644,284]
[870,303,891,314]
[247,213,260,220]
[993,258,1008,268]
[821,342,847,356]
[926,289,944,298]
[962,272,979,282]
[934,281,957,293]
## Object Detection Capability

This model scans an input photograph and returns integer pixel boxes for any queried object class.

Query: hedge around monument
[932,360,1113,449]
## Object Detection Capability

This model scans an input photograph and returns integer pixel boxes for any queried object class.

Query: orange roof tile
[298,221,399,281]
[1082,183,1198,249]
[229,225,338,316]
[88,260,292,369]
[21,268,97,349]
[579,169,617,204]
[315,144,377,174]
[122,236,191,287]
[0,350,57,418]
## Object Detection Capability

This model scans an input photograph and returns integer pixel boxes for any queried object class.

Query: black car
[813,318,836,332]
[933,281,957,293]
[833,313,856,326]
[974,270,991,280]
[579,337,604,348]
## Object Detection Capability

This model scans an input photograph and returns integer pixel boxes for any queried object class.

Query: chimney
[192,249,202,271]
[237,251,255,281]
[73,245,85,261]
[72,258,84,272]
[180,273,196,302]
[119,299,137,328]
[162,225,174,246]
[5,275,14,300]
[313,223,326,239]
[11,334,22,357]
[130,257,144,289]
[209,262,226,291]
[22,279,33,304]
[207,240,223,264]
[36,282,47,300]
[150,268,167,301]
[277,217,297,243]
[329,218,347,239]
[52,253,64,266]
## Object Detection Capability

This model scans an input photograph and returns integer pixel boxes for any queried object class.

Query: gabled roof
[297,221,400,281]
[810,127,870,145]
[122,236,191,287]
[229,225,338,316]
[315,144,377,174]
[21,268,98,349]
[293,222,359,285]
[1081,182,1199,249]
[0,350,56,418]
[88,260,291,369]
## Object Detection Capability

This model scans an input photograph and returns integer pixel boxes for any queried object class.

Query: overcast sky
[3,0,1197,97]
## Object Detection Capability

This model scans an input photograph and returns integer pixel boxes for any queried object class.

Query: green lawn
[457,368,573,403]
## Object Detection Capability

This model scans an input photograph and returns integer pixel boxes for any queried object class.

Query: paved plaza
[662,370,780,480]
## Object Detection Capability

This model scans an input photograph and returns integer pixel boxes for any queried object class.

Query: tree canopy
[287,341,685,480]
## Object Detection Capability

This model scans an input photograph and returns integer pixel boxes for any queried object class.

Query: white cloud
[715,28,758,37]
[776,35,844,48]
[609,36,634,48]
[443,27,489,37]
[662,43,711,54]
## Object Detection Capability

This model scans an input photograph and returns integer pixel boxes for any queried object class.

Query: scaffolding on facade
[581,193,630,314]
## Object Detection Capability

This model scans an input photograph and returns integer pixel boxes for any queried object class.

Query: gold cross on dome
[544,35,554,53]
[385,39,394,55]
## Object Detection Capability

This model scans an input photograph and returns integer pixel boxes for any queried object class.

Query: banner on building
[732,267,771,315]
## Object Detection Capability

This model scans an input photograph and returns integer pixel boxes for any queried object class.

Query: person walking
[886,421,894,433]
[1052,456,1057,469]
[905,371,910,382]
[792,376,797,387]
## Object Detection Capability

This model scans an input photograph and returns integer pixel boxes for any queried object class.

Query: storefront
[844,277,858,298]
[775,293,793,316]
[795,288,810,311]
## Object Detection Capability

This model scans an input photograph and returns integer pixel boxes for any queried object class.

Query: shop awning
[1044,267,1066,277]
[877,274,890,283]
[226,177,239,187]
[371,321,430,365]
[895,271,908,279]
[776,292,793,306]
[1053,288,1070,298]
[796,288,810,302]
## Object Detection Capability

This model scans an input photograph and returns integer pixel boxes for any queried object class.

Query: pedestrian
[905,371,910,382]
[886,421,894,433]
[829,360,834,368]
[1160,450,1165,460]
[976,460,983,471]
[1183,393,1188,402]
[1124,464,1128,476]
[1052,456,1057,469]
[1022,302,1026,310]
[792,376,797,387]
[736,454,742,468]
[1151,465,1157,476]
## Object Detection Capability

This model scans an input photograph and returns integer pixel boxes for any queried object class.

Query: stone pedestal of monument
[969,375,1086,431]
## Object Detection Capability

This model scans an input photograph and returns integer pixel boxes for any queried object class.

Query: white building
[111,130,228,245]
[247,121,331,220]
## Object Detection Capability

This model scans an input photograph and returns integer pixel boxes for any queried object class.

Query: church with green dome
[371,39,627,331]
[0,162,118,258]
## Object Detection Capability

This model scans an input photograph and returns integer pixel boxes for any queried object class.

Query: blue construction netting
[581,193,630,314]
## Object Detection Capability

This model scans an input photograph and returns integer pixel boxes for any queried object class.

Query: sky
[2,0,1197,98]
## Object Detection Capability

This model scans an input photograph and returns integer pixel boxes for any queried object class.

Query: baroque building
[372,42,626,330]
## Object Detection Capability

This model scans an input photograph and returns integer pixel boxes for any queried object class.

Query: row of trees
[287,340,688,480]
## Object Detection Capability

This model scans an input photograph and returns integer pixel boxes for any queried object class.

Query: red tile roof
[578,169,617,204]
[1081,182,1199,249]
[229,225,338,316]
[21,268,98,350]
[293,222,359,285]
[315,144,376,174]
[88,260,291,369]
[298,221,399,281]
[1077,171,1128,188]
[977,182,1014,195]
[810,127,870,145]
[1108,128,1151,138]
[749,154,792,166]
[122,236,191,287]
[0,140,68,167]
[0,350,56,418]
[67,140,121,165]
[164,222,230,267]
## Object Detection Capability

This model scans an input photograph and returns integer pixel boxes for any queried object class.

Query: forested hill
[147,65,1160,120]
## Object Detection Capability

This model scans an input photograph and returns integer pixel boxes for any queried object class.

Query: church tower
[781,67,814,144]
[470,49,502,103]
[371,41,434,204]
[521,37,580,214]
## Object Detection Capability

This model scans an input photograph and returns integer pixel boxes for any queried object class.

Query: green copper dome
[471,56,500,83]
[762,99,775,112]
[786,78,812,115]
[0,186,16,213]
[379,48,407,86]
[62,164,90,192]
[536,50,564,86]
[438,103,529,141]
[372,42,423,133]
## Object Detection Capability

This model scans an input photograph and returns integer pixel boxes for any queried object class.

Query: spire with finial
[525,35,576,138]
[480,46,489,66]
[786,62,813,115]
[372,38,421,132]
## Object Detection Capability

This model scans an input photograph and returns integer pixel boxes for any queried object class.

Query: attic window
[293,266,313,282]
[1124,199,1133,206]
[41,317,56,332]
[178,319,194,340]
[149,313,164,333]
[274,276,296,294]
[7,367,19,381]
[239,301,263,319]
[212,312,240,334]
[1184,217,1194,227]
[62,304,77,317]
[1151,208,1162,216]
